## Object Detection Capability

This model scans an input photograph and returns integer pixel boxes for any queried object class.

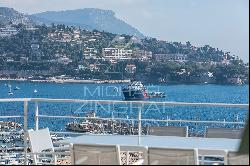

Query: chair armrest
[29,151,71,155]
[54,146,70,151]
[131,159,144,165]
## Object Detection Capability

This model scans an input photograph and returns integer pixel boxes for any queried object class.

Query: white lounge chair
[148,147,198,165]
[70,144,121,165]
[147,126,188,137]
[204,127,243,139]
[27,128,70,165]
[27,128,56,165]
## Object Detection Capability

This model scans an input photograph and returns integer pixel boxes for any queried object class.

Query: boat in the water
[65,111,99,133]
[122,81,149,100]
[13,86,20,90]
[8,85,13,95]
[65,111,140,135]
[65,121,94,133]
[8,91,13,95]
[148,91,166,98]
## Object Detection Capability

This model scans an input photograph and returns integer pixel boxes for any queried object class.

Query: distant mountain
[0,7,33,25]
[31,8,144,38]
[29,14,93,30]
[0,7,144,38]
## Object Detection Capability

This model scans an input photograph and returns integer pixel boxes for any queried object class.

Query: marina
[65,111,145,135]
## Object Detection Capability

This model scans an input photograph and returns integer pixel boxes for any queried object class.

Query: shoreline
[0,78,248,86]
[0,78,131,84]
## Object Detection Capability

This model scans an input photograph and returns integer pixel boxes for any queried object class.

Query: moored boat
[148,91,166,98]
[13,86,20,90]
[8,85,13,95]
[122,81,149,100]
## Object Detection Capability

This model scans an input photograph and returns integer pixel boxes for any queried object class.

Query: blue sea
[0,81,249,136]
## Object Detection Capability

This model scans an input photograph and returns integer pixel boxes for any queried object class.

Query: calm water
[0,81,249,136]
[0,81,249,102]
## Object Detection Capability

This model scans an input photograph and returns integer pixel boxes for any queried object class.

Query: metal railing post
[138,105,142,145]
[166,116,169,126]
[35,102,39,130]
[201,156,205,165]
[23,100,28,165]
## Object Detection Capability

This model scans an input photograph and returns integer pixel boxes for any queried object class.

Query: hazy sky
[0,0,249,62]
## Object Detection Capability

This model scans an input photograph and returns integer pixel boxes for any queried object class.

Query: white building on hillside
[57,56,72,65]
[84,48,98,59]
[102,48,132,60]
[0,26,18,37]
[132,50,152,61]
[154,53,187,62]
[125,64,136,73]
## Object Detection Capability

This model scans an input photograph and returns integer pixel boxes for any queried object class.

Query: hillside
[0,7,248,84]
[0,7,33,26]
[0,23,247,84]
[0,7,144,38]
[31,8,144,38]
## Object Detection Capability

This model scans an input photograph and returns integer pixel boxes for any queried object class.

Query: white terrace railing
[0,98,249,165]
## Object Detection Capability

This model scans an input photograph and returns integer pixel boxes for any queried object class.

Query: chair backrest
[27,128,54,153]
[148,147,198,165]
[147,126,188,137]
[227,151,249,165]
[70,144,121,165]
[205,128,243,139]
[120,145,148,165]
[198,149,228,165]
